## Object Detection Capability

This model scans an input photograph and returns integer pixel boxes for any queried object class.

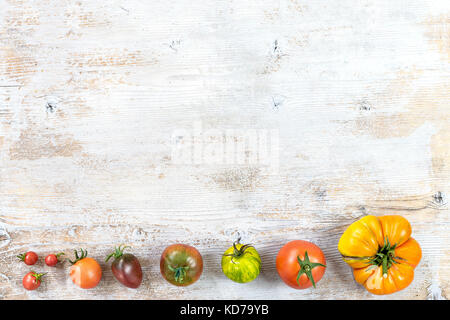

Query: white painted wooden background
[0,0,449,300]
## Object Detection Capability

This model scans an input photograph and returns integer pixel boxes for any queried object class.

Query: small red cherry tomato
[45,253,65,267]
[17,251,38,265]
[22,272,46,290]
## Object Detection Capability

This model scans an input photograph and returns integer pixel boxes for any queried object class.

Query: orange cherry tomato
[69,249,102,289]
[276,240,326,289]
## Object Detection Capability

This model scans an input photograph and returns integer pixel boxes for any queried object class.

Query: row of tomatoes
[20,241,325,291]
[19,215,422,295]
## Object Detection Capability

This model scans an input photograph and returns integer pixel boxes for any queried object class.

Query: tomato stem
[68,248,88,265]
[370,238,398,277]
[106,244,130,262]
[296,251,326,288]
[31,272,46,282]
[222,239,255,264]
[17,253,26,261]
[55,252,65,262]
[168,265,190,284]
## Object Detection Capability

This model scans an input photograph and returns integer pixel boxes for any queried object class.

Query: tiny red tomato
[45,253,65,267]
[22,272,46,290]
[17,251,38,265]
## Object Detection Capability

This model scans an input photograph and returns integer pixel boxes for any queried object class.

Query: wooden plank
[0,0,449,299]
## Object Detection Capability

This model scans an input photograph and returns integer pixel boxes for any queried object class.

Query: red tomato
[17,251,38,265]
[22,272,45,290]
[45,253,65,267]
[69,249,102,289]
[276,240,326,289]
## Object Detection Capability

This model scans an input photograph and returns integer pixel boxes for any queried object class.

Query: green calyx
[296,251,326,288]
[369,238,398,277]
[17,253,26,261]
[31,271,46,281]
[168,265,190,284]
[55,252,65,261]
[105,244,130,262]
[68,248,88,265]
[223,238,255,264]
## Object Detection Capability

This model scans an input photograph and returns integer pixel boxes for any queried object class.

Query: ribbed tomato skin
[338,215,421,295]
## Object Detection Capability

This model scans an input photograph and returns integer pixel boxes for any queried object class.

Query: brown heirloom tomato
[276,240,326,289]
[69,249,102,289]
[106,245,143,289]
[160,244,203,287]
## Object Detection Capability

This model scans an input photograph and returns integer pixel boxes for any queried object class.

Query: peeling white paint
[0,0,448,300]
[427,281,445,300]
[0,225,11,249]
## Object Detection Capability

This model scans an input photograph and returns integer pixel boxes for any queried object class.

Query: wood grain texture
[0,0,449,300]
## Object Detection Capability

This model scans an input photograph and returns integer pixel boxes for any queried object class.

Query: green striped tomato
[221,242,261,283]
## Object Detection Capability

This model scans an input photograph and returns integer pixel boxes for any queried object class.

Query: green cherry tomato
[221,241,261,283]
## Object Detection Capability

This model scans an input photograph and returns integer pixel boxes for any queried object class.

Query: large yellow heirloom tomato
[338,215,421,295]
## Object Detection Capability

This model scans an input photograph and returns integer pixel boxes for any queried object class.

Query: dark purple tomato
[106,245,142,289]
